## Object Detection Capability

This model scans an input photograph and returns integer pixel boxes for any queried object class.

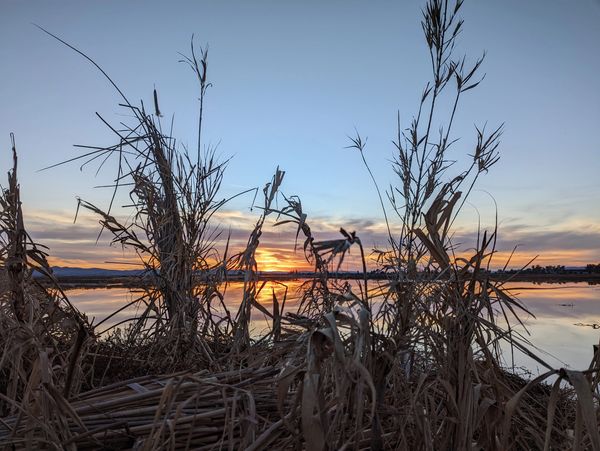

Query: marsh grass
[0,1,598,449]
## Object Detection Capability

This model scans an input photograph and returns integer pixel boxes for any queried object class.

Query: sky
[1,0,599,271]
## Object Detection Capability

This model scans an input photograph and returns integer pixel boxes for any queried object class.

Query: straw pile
[0,366,283,450]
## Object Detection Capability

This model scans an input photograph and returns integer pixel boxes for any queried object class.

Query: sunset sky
[1,0,599,271]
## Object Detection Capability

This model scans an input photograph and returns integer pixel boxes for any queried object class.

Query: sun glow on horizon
[254,247,313,272]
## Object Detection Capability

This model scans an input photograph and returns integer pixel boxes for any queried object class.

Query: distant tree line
[520,264,600,274]
[586,263,600,273]
[527,264,566,274]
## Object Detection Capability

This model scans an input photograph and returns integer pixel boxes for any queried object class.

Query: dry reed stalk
[35,34,246,375]
[337,0,600,449]
[0,136,93,449]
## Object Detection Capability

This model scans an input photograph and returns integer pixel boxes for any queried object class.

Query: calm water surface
[500,282,600,374]
[67,281,600,374]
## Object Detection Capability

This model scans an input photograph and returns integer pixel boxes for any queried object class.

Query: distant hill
[33,267,144,278]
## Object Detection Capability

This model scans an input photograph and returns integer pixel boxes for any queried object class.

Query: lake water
[499,282,600,374]
[67,281,600,375]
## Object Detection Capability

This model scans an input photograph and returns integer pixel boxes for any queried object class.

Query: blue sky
[1,0,599,268]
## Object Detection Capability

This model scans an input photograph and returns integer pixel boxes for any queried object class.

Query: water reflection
[500,282,600,373]
[67,287,144,327]
[67,281,600,373]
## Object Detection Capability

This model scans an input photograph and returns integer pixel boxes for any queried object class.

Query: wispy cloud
[450,222,600,267]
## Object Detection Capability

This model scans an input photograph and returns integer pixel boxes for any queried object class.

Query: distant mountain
[33,267,144,278]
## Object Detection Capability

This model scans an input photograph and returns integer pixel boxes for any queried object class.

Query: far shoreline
[41,271,600,289]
